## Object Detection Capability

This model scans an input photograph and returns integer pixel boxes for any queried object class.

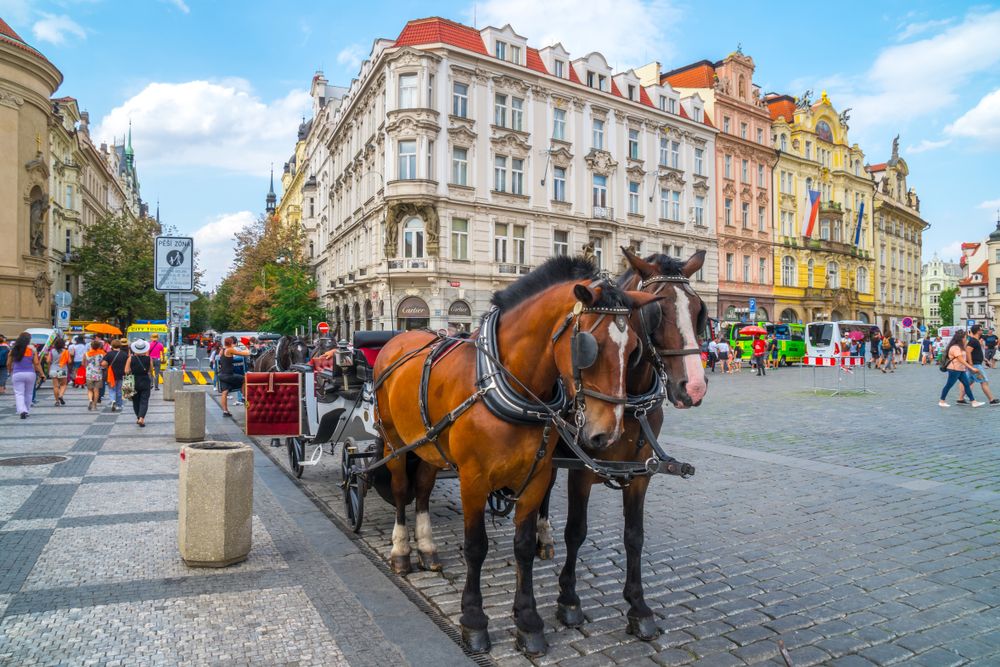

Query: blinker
[572,331,599,370]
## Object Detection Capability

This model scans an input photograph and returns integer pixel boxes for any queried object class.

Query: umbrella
[739,325,767,337]
[85,323,122,336]
[848,330,865,341]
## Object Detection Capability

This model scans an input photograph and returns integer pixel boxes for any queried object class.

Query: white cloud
[0,0,31,24]
[31,13,86,45]
[95,80,311,174]
[336,44,366,72]
[946,88,1000,146]
[896,17,953,41]
[977,198,1000,210]
[938,240,964,262]
[164,0,191,13]
[471,0,681,69]
[193,211,257,288]
[907,138,951,154]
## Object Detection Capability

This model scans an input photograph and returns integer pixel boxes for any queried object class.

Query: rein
[636,274,702,360]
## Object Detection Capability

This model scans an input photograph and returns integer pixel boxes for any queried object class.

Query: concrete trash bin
[163,370,184,401]
[178,441,253,567]
[175,388,206,443]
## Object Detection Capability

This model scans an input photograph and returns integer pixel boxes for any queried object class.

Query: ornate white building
[920,253,961,330]
[294,18,718,336]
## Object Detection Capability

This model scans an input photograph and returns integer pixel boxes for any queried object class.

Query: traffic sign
[968,319,976,328]
[154,236,194,292]
[901,317,913,328]
[54,290,72,307]
[56,307,70,329]
[167,292,199,304]
[317,321,330,335]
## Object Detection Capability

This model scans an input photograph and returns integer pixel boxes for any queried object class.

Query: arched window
[858,312,870,324]
[856,267,869,293]
[827,261,839,289]
[738,75,746,99]
[403,217,425,258]
[780,308,798,323]
[781,256,796,286]
[930,283,940,292]
[807,259,815,287]
[780,134,788,151]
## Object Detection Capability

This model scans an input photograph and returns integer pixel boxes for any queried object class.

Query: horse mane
[616,253,687,287]
[491,255,631,312]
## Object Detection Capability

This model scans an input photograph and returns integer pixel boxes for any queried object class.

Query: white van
[806,321,880,358]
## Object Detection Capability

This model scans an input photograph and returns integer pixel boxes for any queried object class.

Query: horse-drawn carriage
[245,249,706,658]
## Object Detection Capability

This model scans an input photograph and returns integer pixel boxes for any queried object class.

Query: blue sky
[3,0,999,286]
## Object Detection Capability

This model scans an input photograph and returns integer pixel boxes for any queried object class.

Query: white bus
[805,321,880,359]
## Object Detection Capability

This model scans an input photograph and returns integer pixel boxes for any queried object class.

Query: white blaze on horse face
[608,318,629,428]
[391,521,410,557]
[673,286,708,404]
[415,511,436,554]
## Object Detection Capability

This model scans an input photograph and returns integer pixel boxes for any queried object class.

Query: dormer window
[509,44,521,64]
[554,60,564,78]
[495,41,507,60]
[587,71,595,87]
[598,75,607,91]
[627,84,636,101]
[668,98,676,114]
[658,95,667,111]
[693,107,703,122]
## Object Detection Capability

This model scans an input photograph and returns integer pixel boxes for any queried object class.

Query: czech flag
[801,189,820,238]
[853,200,865,247]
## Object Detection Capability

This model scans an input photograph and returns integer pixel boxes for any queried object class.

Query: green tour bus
[725,321,806,365]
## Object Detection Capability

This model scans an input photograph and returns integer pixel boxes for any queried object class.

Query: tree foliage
[938,287,958,327]
[74,213,164,327]
[263,264,325,334]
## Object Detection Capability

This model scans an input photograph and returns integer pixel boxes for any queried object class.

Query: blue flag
[853,201,865,247]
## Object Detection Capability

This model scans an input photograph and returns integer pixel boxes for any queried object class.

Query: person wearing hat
[148,334,165,390]
[125,338,154,426]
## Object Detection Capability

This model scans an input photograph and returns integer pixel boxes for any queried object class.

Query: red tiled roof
[866,162,886,172]
[1,16,24,42]
[662,61,715,89]
[961,242,980,250]
[610,79,623,98]
[638,86,654,108]
[959,261,988,285]
[394,17,488,55]
[0,15,49,62]
[567,64,581,84]
[525,47,548,74]
[766,95,796,122]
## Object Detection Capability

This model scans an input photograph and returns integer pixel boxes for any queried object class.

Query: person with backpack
[84,340,106,410]
[0,335,9,396]
[956,325,999,406]
[7,332,43,419]
[880,334,895,373]
[101,340,128,412]
[939,330,984,407]
[217,336,250,417]
[47,337,71,406]
[125,339,154,427]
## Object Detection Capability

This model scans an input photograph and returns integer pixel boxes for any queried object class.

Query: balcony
[592,205,614,221]
[388,258,436,271]
[497,263,532,276]
[819,200,842,214]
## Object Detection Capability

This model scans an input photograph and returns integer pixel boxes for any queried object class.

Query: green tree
[262,264,325,334]
[207,280,236,331]
[938,287,958,327]
[74,213,164,327]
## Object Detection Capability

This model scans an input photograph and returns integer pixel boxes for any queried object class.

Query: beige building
[0,18,63,332]
[989,219,1000,328]
[920,253,961,330]
[294,17,718,336]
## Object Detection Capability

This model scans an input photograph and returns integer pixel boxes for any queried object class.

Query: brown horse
[539,249,709,642]
[372,256,662,656]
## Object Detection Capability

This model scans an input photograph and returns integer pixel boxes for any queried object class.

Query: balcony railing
[388,258,434,270]
[592,205,614,221]
[497,263,532,275]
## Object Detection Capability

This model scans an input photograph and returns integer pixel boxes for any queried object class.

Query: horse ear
[681,250,707,278]
[625,291,666,309]
[573,282,601,305]
[620,246,657,280]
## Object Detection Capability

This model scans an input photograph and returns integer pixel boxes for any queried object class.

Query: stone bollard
[174,388,206,443]
[162,369,184,401]
[178,441,253,567]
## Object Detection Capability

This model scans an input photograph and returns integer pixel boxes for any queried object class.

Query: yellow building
[766,91,875,324]
[273,119,309,230]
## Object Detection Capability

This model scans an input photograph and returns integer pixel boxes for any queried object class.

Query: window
[587,71,595,87]
[494,222,508,262]
[820,219,830,240]
[759,258,767,284]
[397,140,417,179]
[553,167,566,201]
[827,262,839,289]
[856,267,868,292]
[741,202,750,229]
[725,253,734,281]
[723,117,731,133]
[426,140,434,179]
[592,174,607,207]
[451,147,468,185]
[511,158,524,195]
[805,140,812,159]
[65,229,71,253]
[758,206,765,231]
[740,122,748,139]
[743,255,751,283]
[494,94,507,127]
[452,83,468,117]
[671,141,680,168]
[694,196,705,225]
[627,84,636,101]
[553,230,569,256]
[724,198,733,226]
[659,138,668,166]
[591,237,604,268]
[427,75,434,107]
[511,97,524,131]
[398,74,417,109]
[658,95,667,111]
[451,218,469,260]
[65,186,73,209]
[670,190,680,220]
[659,188,670,219]
[495,40,507,60]
[693,107,703,122]
[592,119,604,149]
[757,163,764,186]
[628,129,640,159]
[554,60,565,78]
[694,148,704,175]
[494,155,507,191]
[628,181,640,214]
[552,108,566,140]
[780,134,787,151]
[782,256,796,286]
[668,98,677,114]
[741,159,748,183]
[807,259,815,287]
[512,225,526,264]
[724,155,732,179]
[509,44,521,64]
[757,128,763,144]
[403,218,425,258]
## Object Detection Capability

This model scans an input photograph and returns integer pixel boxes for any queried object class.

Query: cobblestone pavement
[0,384,470,666]
[250,361,1000,666]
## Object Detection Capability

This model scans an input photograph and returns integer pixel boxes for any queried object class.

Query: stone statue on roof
[838,108,851,129]
[891,134,900,162]
[796,89,813,110]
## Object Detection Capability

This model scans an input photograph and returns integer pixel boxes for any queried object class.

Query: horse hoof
[390,554,412,575]
[417,550,443,572]
[460,625,491,654]
[515,628,548,657]
[536,540,555,560]
[626,614,660,641]
[556,602,585,628]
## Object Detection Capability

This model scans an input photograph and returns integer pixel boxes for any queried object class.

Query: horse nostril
[588,432,610,449]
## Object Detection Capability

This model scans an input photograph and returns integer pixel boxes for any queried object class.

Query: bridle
[636,274,704,361]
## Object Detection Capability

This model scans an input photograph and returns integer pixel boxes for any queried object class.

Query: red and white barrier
[802,356,865,367]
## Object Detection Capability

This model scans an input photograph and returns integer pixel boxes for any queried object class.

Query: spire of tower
[265,163,277,214]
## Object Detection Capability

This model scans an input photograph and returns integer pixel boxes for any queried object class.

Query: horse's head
[287,337,311,365]
[553,280,663,451]
[621,247,709,408]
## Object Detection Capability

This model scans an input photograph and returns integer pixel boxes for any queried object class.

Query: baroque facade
[664,51,775,322]
[920,254,961,329]
[290,18,718,336]
[766,91,875,325]
[957,242,992,329]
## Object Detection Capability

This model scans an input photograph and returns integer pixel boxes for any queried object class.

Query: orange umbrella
[85,322,122,335]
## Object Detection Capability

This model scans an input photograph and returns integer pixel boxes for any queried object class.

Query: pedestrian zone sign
[155,236,194,292]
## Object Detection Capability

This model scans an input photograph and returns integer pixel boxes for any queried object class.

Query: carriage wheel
[286,437,305,478]
[341,440,366,532]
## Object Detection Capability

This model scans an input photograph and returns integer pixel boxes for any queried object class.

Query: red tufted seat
[244,372,302,436]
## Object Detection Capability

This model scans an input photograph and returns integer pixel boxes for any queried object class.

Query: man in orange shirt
[752,336,767,377]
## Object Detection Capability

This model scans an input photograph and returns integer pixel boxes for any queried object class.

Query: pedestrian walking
[148,334,164,390]
[732,341,743,373]
[767,334,779,369]
[7,332,42,419]
[47,336,71,406]
[752,335,767,376]
[717,338,731,374]
[0,335,9,396]
[707,339,719,373]
[125,339,154,427]
[217,336,250,417]
[920,333,933,365]
[984,329,998,369]
[956,325,999,406]
[880,334,896,373]
[101,340,128,412]
[939,330,984,407]
[84,340,105,410]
